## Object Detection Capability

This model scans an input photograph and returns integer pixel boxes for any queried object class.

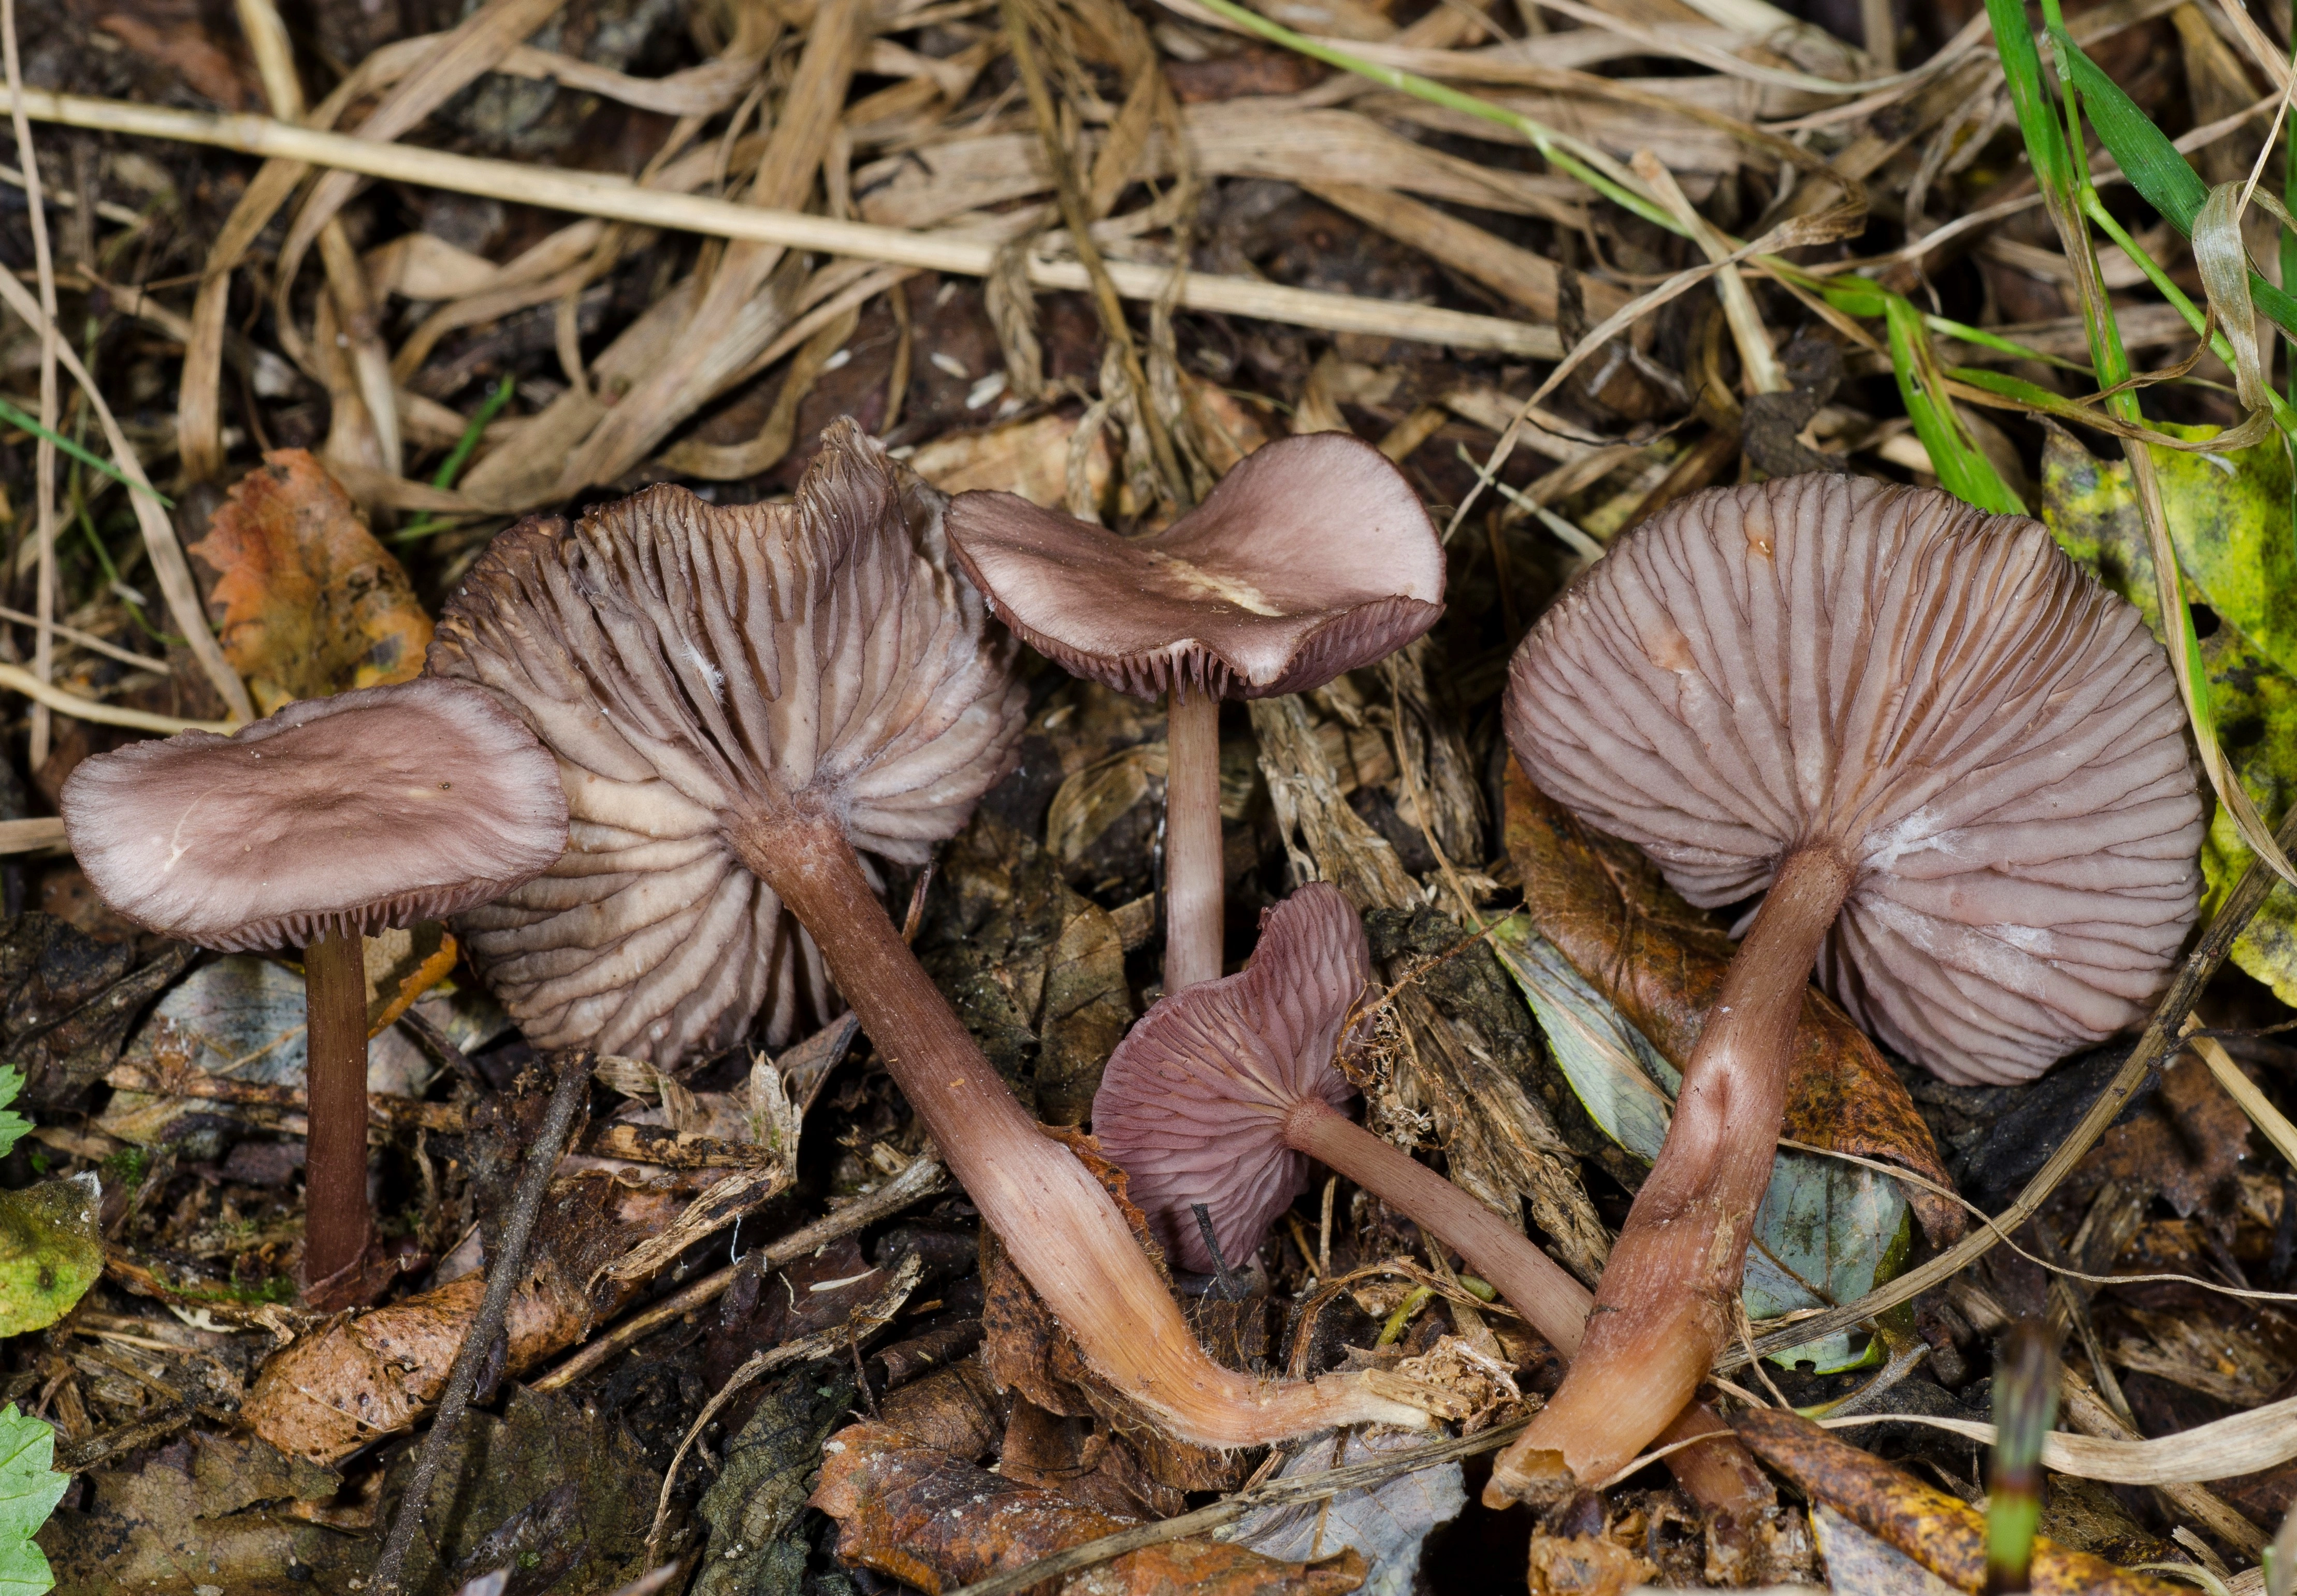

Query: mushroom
[944,433,1444,992]
[1488,475,2203,1502]
[427,420,1428,1446]
[1093,880,1773,1519]
[60,677,570,1295]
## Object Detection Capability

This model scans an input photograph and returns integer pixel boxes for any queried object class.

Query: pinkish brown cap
[1093,882,1367,1272]
[1505,475,2204,1087]
[427,419,1027,1065]
[944,432,1444,700]
[61,676,569,951]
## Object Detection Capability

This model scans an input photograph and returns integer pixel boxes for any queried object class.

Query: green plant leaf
[2053,32,2297,344]
[0,1405,66,1596]
[2039,421,2297,1006]
[1490,917,1910,1373]
[1884,296,2026,514]
[0,1068,27,1163]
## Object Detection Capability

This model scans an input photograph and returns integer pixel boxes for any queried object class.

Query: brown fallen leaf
[812,1421,1367,1596]
[187,449,433,715]
[1501,766,1962,1243]
[242,1172,676,1462]
[911,412,1112,510]
[1731,1408,2183,1595]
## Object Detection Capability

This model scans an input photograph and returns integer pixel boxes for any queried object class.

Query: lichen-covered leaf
[0,1176,100,1338]
[2038,423,2297,1007]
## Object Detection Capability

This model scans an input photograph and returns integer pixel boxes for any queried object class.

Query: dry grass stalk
[2,0,57,771]
[0,266,252,722]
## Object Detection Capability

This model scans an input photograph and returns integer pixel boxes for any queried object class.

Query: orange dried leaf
[190,449,433,714]
[243,1173,673,1462]
[1501,766,1962,1243]
[812,1421,1367,1596]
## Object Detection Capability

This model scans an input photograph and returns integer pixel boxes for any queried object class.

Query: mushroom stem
[301,926,371,1294]
[1282,1096,1774,1520]
[736,811,1430,1446]
[1163,687,1224,992]
[1283,1097,1584,1350]
[1485,843,1856,1507]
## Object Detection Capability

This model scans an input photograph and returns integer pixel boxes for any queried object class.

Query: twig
[0,88,1557,361]
[528,1154,946,1392]
[944,1419,1531,1596]
[1721,796,2297,1370]
[644,1252,922,1563]
[370,1054,593,1596]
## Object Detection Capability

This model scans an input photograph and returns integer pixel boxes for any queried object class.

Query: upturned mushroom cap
[426,419,1028,1065]
[1505,475,2204,1087]
[1093,882,1365,1271]
[61,676,569,951]
[944,433,1445,700]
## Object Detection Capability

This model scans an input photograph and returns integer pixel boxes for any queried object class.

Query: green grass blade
[1984,0,2076,194]
[1884,297,2026,514]
[0,397,171,507]
[2056,33,2297,343]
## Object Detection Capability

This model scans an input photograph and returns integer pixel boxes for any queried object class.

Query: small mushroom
[945,434,1443,992]
[1487,475,2203,1502]
[60,677,569,1296]
[429,421,1429,1447]
[1093,881,1774,1520]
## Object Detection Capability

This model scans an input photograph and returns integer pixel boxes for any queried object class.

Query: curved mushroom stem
[1283,1097,1774,1521]
[739,811,1429,1446]
[1485,844,1856,1508]
[1163,687,1225,993]
[301,926,371,1296]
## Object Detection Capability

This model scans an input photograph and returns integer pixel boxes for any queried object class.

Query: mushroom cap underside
[946,431,1444,700]
[61,675,568,951]
[427,418,1028,1064]
[1093,881,1367,1272]
[1504,473,2204,1086]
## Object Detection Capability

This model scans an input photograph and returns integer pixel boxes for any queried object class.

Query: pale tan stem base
[1485,845,1855,1507]
[1287,1098,1773,1519]
[740,810,1429,1447]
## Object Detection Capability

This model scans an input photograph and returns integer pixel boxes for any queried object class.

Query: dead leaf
[1232,1428,1466,1596]
[187,449,433,714]
[377,1385,661,1596]
[911,412,1112,508]
[812,1421,1367,1596]
[242,1173,670,1463]
[40,1431,368,1596]
[1501,766,1962,1244]
[1731,1408,2184,1595]
[691,1368,864,1596]
[0,913,193,1109]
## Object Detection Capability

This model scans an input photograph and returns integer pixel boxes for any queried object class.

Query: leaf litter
[0,0,2292,1589]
